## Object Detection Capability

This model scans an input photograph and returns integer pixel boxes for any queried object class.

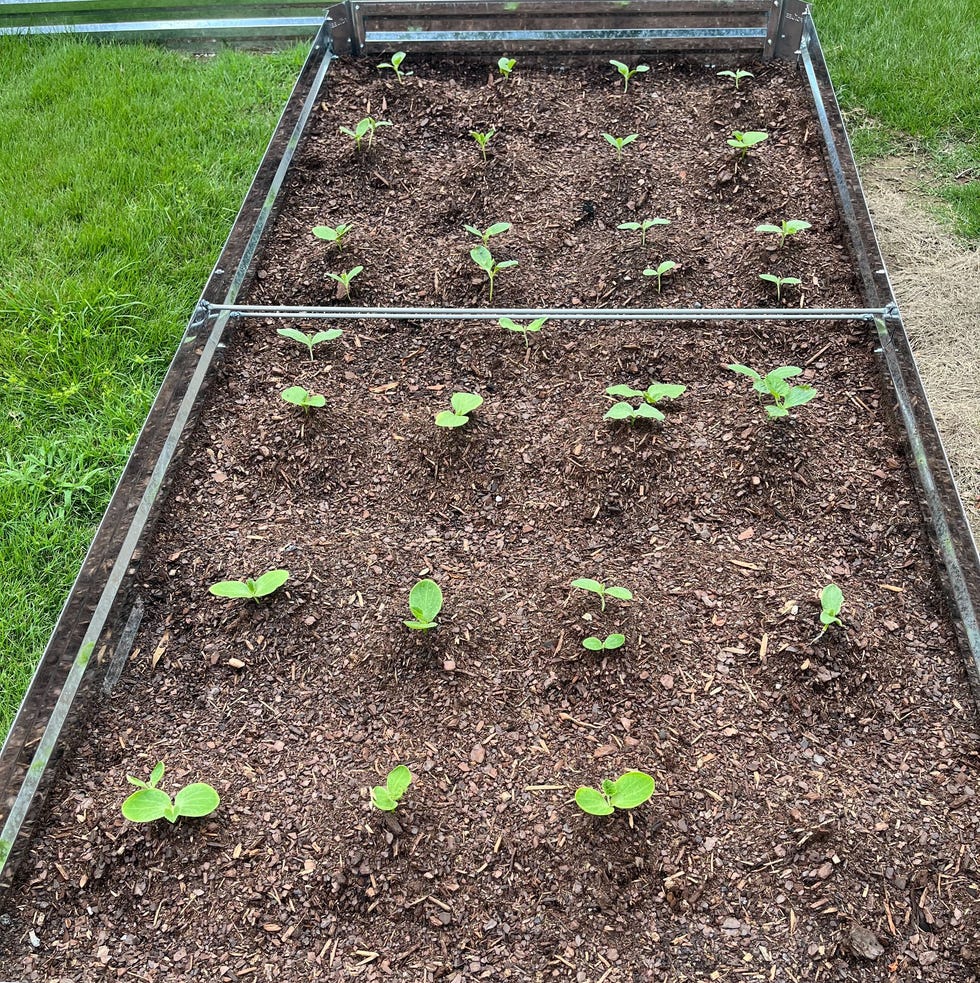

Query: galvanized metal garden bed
[2,0,977,907]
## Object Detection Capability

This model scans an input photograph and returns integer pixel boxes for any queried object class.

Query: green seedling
[604,382,686,423]
[571,577,633,612]
[371,765,413,811]
[759,272,802,303]
[602,132,638,162]
[755,219,811,248]
[209,568,290,601]
[327,265,364,298]
[727,130,768,156]
[276,327,343,362]
[575,771,655,816]
[609,59,649,92]
[122,761,219,824]
[497,56,516,80]
[469,127,496,162]
[717,68,754,90]
[463,221,511,247]
[643,260,678,292]
[819,583,844,633]
[582,634,625,652]
[469,245,518,302]
[617,217,670,247]
[312,223,354,252]
[435,391,484,428]
[499,315,547,349]
[340,116,391,151]
[404,578,443,631]
[377,50,411,84]
[280,385,326,411]
[726,363,817,419]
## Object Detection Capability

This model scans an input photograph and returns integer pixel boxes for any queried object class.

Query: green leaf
[607,771,655,809]
[251,569,290,597]
[633,403,664,421]
[759,273,780,286]
[617,222,641,232]
[403,619,435,631]
[655,260,677,275]
[644,383,686,403]
[582,636,604,651]
[174,783,220,819]
[571,578,603,595]
[765,404,789,418]
[726,363,762,382]
[409,579,443,624]
[470,245,493,272]
[497,260,519,270]
[277,327,313,347]
[620,134,638,147]
[386,765,412,800]
[605,586,633,602]
[311,329,343,345]
[606,384,642,398]
[766,375,792,399]
[126,775,147,788]
[604,401,637,421]
[784,385,816,408]
[784,220,811,235]
[122,787,172,823]
[575,787,614,816]
[209,579,255,599]
[768,366,803,381]
[755,223,782,236]
[435,411,469,428]
[781,277,801,286]
[604,634,626,650]
[485,222,511,237]
[609,59,627,73]
[820,583,843,618]
[450,392,483,416]
[371,786,398,811]
[149,761,165,787]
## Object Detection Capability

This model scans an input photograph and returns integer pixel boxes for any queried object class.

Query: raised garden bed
[2,3,980,980]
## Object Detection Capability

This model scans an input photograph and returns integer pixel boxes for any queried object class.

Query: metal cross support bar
[201,301,889,322]
[327,0,811,60]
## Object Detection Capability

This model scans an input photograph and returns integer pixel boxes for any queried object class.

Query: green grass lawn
[0,2,977,740]
[0,38,305,736]
[812,0,980,238]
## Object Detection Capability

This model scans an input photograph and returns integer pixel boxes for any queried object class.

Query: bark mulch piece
[1,58,979,982]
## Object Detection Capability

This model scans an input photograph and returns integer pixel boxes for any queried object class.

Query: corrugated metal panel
[329,0,806,60]
[0,0,326,46]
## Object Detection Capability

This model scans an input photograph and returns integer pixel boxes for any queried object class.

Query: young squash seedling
[497,56,516,80]
[604,382,686,423]
[818,583,844,634]
[313,223,354,253]
[327,265,364,299]
[122,761,220,824]
[371,765,413,811]
[617,217,670,247]
[609,59,649,92]
[499,315,547,349]
[726,363,817,419]
[755,219,811,248]
[469,245,518,302]
[404,578,443,631]
[377,50,411,84]
[575,771,655,816]
[759,273,802,303]
[727,130,768,156]
[340,116,391,152]
[582,634,625,652]
[435,391,484,428]
[463,221,511,247]
[571,577,633,612]
[469,127,496,162]
[281,385,327,411]
[643,260,678,293]
[209,568,290,601]
[276,327,342,362]
[717,68,754,90]
[602,132,638,162]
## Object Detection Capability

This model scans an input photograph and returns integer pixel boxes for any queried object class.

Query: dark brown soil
[1,58,979,983]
